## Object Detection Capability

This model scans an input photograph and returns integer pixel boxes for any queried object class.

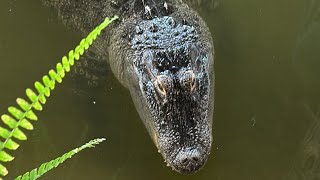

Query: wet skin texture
[44,0,214,174]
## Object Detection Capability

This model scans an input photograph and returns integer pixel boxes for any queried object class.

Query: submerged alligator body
[44,0,214,174]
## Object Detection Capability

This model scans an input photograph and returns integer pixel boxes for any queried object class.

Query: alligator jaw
[156,119,213,174]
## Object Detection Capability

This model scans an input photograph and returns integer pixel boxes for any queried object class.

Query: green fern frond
[14,138,106,180]
[0,15,118,177]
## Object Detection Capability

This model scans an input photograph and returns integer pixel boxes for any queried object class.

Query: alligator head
[125,16,214,174]
[43,0,214,175]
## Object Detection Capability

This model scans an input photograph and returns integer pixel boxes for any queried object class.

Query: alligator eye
[153,75,172,98]
[190,71,196,91]
[154,78,166,96]
[179,70,196,92]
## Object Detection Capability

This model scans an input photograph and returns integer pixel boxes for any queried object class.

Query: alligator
[44,0,215,174]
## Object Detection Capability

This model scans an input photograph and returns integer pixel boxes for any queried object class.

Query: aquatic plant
[0,15,118,178]
[14,138,105,180]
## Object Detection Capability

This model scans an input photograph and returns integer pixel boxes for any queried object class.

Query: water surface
[0,0,320,179]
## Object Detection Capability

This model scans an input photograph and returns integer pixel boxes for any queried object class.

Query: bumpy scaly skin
[44,0,214,174]
[130,16,213,173]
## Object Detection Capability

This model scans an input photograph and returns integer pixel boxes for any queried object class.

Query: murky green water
[1,0,320,179]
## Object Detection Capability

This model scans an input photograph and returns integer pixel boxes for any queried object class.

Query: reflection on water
[1,0,320,179]
[286,0,320,179]
[286,105,320,180]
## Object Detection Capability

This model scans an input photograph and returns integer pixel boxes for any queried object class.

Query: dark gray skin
[44,0,214,174]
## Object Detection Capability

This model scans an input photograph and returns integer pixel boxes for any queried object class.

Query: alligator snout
[156,115,212,174]
[173,147,204,174]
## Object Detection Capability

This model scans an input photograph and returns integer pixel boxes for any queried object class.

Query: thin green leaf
[38,94,46,105]
[1,115,17,129]
[0,164,8,176]
[74,46,81,60]
[35,81,48,102]
[21,172,29,180]
[30,169,38,179]
[26,89,37,102]
[0,151,14,162]
[43,87,51,98]
[0,127,10,139]
[34,82,45,94]
[68,50,75,65]
[8,107,24,120]
[0,139,19,150]
[42,75,54,90]
[49,70,62,83]
[20,119,34,130]
[12,128,27,141]
[59,154,69,163]
[24,89,43,110]
[16,98,31,112]
[26,89,44,108]
[38,164,46,176]
[46,160,55,171]
[84,38,90,49]
[62,56,70,72]
[56,63,65,78]
[32,101,43,111]
[79,39,85,55]
[25,110,37,121]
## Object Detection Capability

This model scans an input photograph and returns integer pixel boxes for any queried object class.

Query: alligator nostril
[172,148,207,174]
[182,158,188,164]
[179,70,196,92]
[192,157,199,162]
[179,155,200,165]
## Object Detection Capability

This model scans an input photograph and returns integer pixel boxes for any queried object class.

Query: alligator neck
[44,0,180,35]
[44,0,120,35]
